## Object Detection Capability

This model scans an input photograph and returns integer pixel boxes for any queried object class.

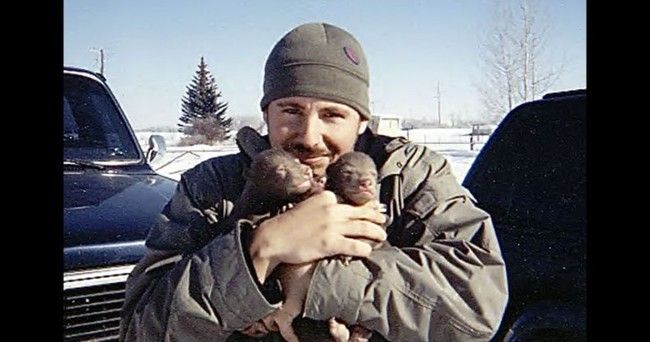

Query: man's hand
[249,191,386,282]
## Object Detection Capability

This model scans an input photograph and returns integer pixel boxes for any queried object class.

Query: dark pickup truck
[63,67,177,341]
[463,89,586,341]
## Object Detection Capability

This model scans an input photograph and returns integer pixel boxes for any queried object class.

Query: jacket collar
[355,129,408,180]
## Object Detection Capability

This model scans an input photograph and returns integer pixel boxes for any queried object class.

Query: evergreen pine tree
[178,57,232,143]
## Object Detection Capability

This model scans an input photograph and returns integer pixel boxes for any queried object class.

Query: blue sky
[64,0,586,129]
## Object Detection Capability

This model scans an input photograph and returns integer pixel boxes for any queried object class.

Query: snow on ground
[425,146,481,184]
[404,128,472,143]
[135,131,187,148]
[140,129,485,184]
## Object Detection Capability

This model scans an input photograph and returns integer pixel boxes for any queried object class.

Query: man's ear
[263,109,269,124]
[358,119,369,135]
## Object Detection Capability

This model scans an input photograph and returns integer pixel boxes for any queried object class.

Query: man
[120,22,508,341]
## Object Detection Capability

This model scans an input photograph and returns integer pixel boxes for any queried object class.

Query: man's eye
[323,111,345,119]
[283,108,301,115]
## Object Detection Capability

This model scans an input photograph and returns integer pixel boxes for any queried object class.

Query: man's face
[264,96,368,178]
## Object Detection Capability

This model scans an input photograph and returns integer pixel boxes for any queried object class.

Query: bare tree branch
[477,0,564,123]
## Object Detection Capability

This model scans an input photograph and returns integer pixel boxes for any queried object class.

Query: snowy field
[138,129,485,184]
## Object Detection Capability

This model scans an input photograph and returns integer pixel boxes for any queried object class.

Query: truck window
[64,74,140,161]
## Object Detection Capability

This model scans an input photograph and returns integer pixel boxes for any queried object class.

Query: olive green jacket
[119,130,508,341]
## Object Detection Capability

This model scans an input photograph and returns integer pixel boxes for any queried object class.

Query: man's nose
[295,115,325,148]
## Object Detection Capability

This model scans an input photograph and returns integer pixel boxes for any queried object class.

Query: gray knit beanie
[260,23,370,119]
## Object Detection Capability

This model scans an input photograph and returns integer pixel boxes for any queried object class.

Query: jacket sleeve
[302,145,509,341]
[119,171,281,342]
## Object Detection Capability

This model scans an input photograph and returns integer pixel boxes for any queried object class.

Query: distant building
[470,123,495,136]
[368,115,405,137]
[467,123,496,151]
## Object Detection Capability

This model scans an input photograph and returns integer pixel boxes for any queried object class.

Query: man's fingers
[338,221,387,242]
[341,204,387,224]
[331,238,373,258]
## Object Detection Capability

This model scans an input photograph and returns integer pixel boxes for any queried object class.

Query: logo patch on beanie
[343,46,360,65]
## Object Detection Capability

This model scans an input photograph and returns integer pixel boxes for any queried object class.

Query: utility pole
[433,81,442,126]
[90,48,105,75]
[100,49,104,75]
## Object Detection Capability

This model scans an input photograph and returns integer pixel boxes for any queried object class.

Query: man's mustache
[283,143,331,159]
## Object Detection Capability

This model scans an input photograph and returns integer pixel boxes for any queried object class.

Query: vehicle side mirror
[146,135,166,163]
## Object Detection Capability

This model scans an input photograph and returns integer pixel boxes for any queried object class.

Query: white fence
[402,128,489,151]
